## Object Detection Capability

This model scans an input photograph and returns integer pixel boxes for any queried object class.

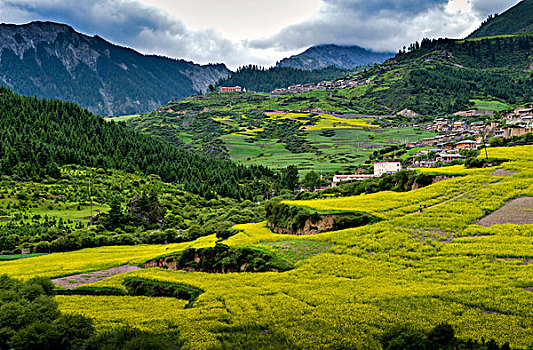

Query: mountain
[0,21,230,116]
[468,0,533,38]
[276,44,394,71]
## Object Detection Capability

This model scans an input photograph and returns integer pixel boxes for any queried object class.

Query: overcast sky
[0,0,521,69]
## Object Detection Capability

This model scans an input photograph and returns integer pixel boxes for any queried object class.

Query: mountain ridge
[276,44,394,71]
[468,0,533,38]
[0,21,230,115]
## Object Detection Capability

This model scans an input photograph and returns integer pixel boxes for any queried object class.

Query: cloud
[0,0,522,68]
[250,0,509,53]
[470,0,520,17]
[0,0,282,68]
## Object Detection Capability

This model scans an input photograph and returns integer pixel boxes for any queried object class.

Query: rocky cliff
[0,21,230,115]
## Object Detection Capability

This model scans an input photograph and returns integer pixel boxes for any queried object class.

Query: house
[417,160,437,167]
[437,153,465,163]
[515,108,533,117]
[432,118,451,132]
[374,161,402,176]
[421,138,437,146]
[436,142,455,151]
[331,174,377,187]
[453,120,467,132]
[220,86,242,93]
[455,140,479,150]
[503,125,533,138]
[494,129,505,138]
[331,161,402,187]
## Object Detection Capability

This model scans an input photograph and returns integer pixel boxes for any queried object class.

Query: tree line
[0,87,278,200]
[216,65,349,92]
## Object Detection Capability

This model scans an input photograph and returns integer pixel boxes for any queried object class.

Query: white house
[373,161,402,176]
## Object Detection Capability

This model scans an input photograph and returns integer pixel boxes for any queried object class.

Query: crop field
[469,99,511,111]
[104,114,140,122]
[3,145,533,349]
[223,120,434,173]
[124,108,435,174]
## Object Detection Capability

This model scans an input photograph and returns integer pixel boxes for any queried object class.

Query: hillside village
[270,76,373,95]
[321,104,533,188]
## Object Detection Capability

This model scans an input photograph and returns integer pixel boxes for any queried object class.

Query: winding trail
[52,265,141,289]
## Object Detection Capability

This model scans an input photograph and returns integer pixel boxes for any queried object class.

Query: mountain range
[0,21,230,116]
[276,44,394,70]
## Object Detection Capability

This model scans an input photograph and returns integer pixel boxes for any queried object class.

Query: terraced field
[2,146,533,349]
[120,108,435,174]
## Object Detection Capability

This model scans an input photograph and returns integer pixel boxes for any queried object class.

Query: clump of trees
[381,323,510,350]
[0,274,94,349]
[162,243,293,273]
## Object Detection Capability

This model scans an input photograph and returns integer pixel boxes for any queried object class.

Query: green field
[128,108,435,174]
[470,99,511,111]
[104,114,140,122]
[223,125,435,173]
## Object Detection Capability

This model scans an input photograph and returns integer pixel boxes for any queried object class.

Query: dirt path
[478,197,533,227]
[52,265,141,289]
[492,168,516,177]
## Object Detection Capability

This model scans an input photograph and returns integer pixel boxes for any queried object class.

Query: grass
[470,99,511,111]
[104,114,140,122]
[0,253,47,261]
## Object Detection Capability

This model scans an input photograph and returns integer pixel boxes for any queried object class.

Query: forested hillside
[216,65,349,92]
[0,87,275,199]
[468,0,533,38]
[383,34,533,113]
[0,21,230,116]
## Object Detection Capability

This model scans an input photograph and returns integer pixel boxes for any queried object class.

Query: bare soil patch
[52,265,141,289]
[478,197,533,227]
[491,168,516,177]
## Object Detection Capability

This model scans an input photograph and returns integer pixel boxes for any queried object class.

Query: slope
[2,145,533,348]
[0,21,230,116]
[0,87,275,199]
[468,0,533,39]
[276,44,394,70]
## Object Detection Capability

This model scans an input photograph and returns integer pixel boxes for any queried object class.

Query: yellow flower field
[4,145,533,349]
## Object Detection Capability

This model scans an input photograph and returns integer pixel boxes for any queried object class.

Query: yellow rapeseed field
[4,145,533,349]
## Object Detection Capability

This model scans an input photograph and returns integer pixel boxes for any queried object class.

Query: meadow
[2,145,533,349]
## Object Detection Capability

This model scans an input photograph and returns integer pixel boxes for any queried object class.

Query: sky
[0,0,521,69]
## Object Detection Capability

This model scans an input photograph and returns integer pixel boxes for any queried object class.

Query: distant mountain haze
[276,44,394,70]
[0,21,230,116]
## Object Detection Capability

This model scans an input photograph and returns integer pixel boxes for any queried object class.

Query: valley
[0,1,532,349]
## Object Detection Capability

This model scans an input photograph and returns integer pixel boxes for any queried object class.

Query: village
[328,104,533,188]
[269,76,373,95]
